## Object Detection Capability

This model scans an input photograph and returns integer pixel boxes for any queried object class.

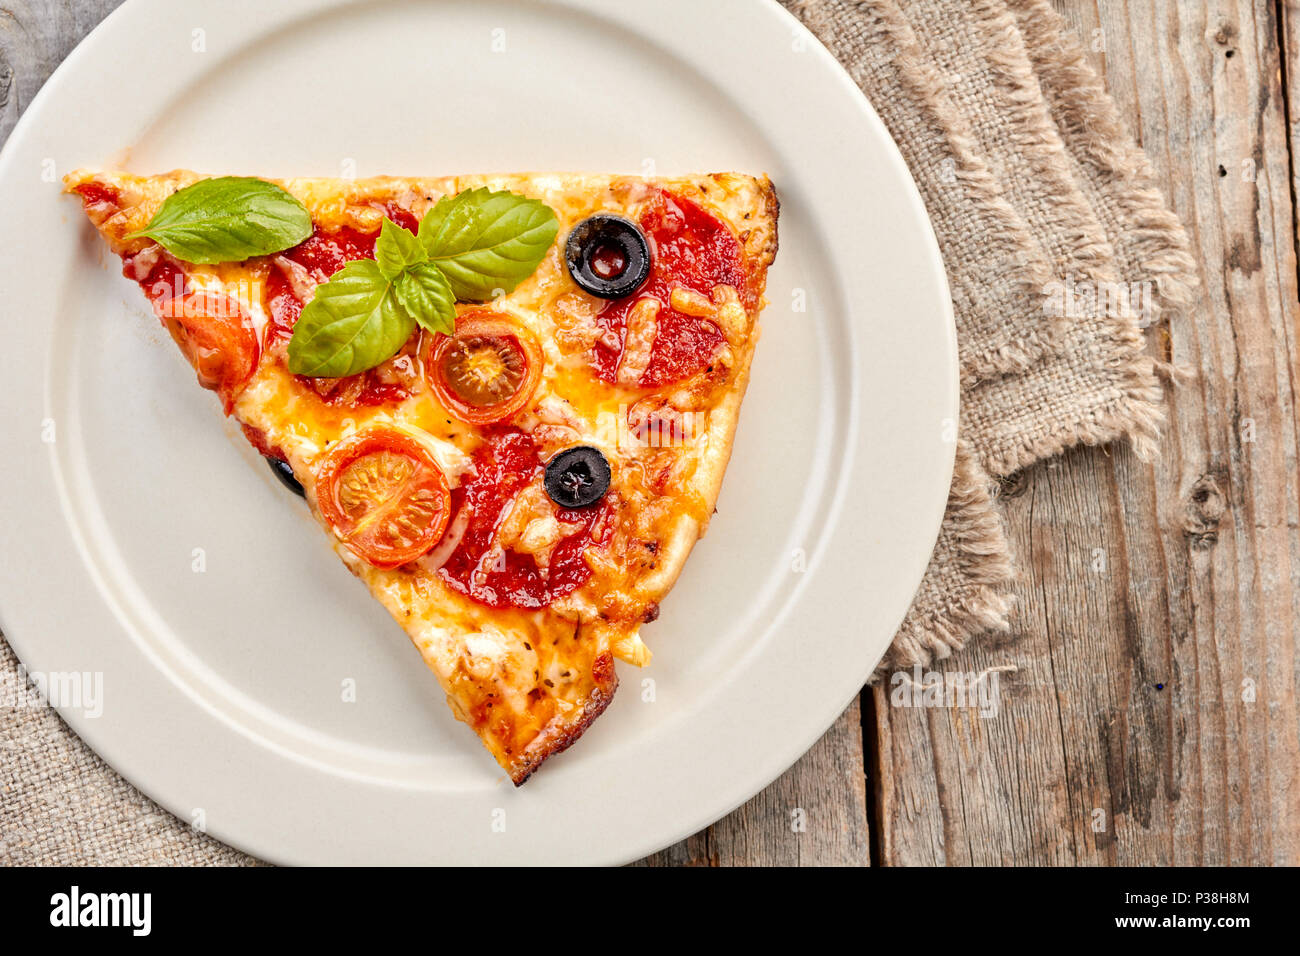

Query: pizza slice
[65,168,779,783]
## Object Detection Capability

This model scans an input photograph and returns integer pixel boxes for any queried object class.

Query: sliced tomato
[425,312,543,424]
[314,427,451,570]
[154,291,259,414]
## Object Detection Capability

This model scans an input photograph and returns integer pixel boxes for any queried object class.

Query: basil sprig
[418,187,562,300]
[126,176,312,264]
[287,190,557,378]
[285,260,441,379]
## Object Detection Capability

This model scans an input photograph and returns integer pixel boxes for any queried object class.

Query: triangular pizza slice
[66,168,779,783]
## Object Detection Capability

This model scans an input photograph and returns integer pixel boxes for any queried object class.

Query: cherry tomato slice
[154,291,259,414]
[426,313,543,424]
[314,427,451,570]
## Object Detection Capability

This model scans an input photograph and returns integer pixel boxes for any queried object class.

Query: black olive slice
[266,456,305,497]
[565,214,651,299]
[544,446,612,509]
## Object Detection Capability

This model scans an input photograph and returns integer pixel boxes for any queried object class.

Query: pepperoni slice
[264,202,418,342]
[123,251,188,306]
[72,182,121,227]
[437,429,608,609]
[265,219,416,406]
[591,189,748,388]
[265,225,379,342]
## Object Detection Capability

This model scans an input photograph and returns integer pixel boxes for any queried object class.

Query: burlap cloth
[1,0,1197,864]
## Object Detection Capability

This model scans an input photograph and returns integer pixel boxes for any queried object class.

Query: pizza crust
[632,346,759,612]
[66,168,779,783]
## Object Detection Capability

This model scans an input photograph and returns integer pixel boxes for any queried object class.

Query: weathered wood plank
[871,0,1300,866]
[0,0,120,143]
[1281,0,1300,276]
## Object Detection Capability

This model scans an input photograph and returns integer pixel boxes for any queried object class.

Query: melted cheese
[182,267,272,346]
[616,297,660,386]
[65,167,779,783]
[273,254,319,301]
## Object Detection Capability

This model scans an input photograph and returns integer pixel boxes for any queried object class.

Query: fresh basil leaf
[374,217,427,281]
[418,187,558,300]
[394,264,456,336]
[286,260,413,378]
[126,176,312,264]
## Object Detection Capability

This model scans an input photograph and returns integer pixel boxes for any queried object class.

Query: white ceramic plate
[0,0,955,864]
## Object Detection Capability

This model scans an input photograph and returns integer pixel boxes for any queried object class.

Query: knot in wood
[1183,474,1227,549]
[0,49,13,110]
[998,469,1031,499]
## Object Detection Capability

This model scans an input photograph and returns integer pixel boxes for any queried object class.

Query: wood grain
[0,0,119,142]
[1282,0,1300,274]
[869,0,1300,866]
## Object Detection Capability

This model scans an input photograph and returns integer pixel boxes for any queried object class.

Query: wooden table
[4,0,1297,866]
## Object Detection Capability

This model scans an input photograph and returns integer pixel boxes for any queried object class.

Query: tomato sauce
[265,225,378,342]
[71,183,190,305]
[381,201,420,234]
[592,188,748,388]
[438,428,607,609]
[123,253,189,306]
[265,203,420,406]
[73,182,120,208]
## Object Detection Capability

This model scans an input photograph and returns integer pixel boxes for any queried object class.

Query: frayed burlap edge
[789,0,1069,382]
[971,339,1169,478]
[778,0,1197,680]
[947,0,1124,276]
[840,0,1070,380]
[870,441,1015,681]
[1007,0,1200,317]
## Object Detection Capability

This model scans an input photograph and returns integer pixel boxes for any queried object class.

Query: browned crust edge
[507,668,618,786]
[754,175,781,269]
[623,176,779,612]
